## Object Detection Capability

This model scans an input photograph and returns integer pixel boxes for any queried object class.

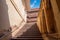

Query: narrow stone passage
[11,9,43,40]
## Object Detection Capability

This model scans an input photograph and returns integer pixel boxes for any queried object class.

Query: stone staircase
[11,11,43,40]
[11,23,43,40]
[27,11,38,23]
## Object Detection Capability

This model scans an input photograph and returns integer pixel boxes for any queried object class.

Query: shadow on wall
[0,0,12,40]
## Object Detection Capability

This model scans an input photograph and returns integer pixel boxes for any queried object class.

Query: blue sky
[30,0,41,9]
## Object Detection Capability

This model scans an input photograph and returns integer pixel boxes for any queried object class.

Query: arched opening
[30,0,41,9]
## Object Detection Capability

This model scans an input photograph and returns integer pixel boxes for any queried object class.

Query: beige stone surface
[0,0,27,40]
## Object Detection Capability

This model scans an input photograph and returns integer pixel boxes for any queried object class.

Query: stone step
[11,36,43,40]
[27,12,38,18]
[27,14,37,18]
[27,20,37,23]
[27,18,37,23]
[17,36,42,38]
[11,38,43,40]
[11,23,43,40]
[27,16,37,19]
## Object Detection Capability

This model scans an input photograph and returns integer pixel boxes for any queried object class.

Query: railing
[10,0,26,35]
[10,0,25,22]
